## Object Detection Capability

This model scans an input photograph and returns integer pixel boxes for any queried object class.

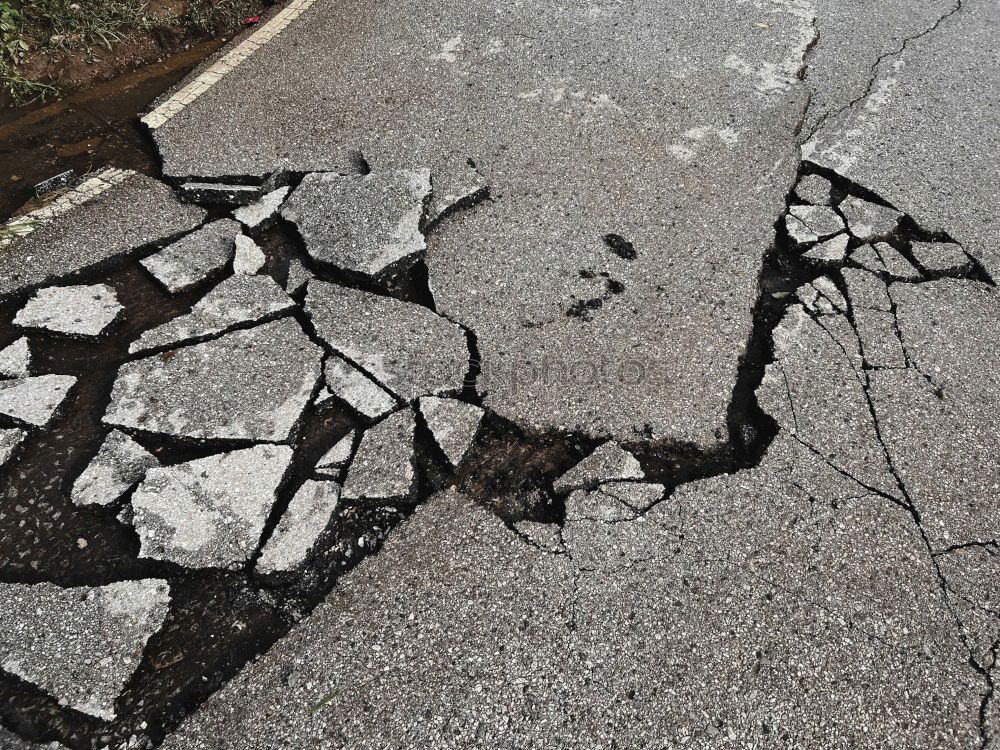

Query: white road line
[1,168,130,250]
[141,0,318,130]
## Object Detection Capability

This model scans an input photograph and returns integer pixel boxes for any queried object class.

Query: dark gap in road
[4,154,995,750]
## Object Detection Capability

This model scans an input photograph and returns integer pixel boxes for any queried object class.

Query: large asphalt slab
[150,0,817,446]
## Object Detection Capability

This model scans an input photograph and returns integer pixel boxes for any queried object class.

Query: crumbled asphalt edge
[1,156,996,747]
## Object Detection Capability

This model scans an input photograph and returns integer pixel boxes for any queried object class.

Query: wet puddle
[0,40,225,222]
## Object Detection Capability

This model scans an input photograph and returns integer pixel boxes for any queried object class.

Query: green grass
[0,0,258,104]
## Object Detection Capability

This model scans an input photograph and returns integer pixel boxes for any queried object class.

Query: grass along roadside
[0,0,262,104]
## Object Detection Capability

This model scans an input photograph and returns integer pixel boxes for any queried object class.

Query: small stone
[794,173,833,205]
[801,233,849,267]
[0,375,77,427]
[842,268,892,311]
[180,182,261,205]
[284,258,312,296]
[341,410,417,504]
[232,186,290,229]
[256,480,341,574]
[553,441,644,493]
[306,281,469,401]
[0,579,171,720]
[141,219,240,294]
[789,205,845,238]
[71,430,160,507]
[874,242,922,281]
[784,214,819,245]
[77,538,87,548]
[105,318,322,443]
[129,274,294,354]
[840,196,902,241]
[233,234,266,274]
[130,445,293,569]
[0,427,26,469]
[0,338,31,378]
[282,170,432,277]
[909,241,973,276]
[322,355,398,419]
[850,244,887,274]
[315,431,355,478]
[14,284,122,337]
[418,396,483,468]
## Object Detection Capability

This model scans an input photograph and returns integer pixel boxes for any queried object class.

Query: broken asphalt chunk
[179,182,261,205]
[874,242,921,281]
[850,244,887,274]
[284,258,312,296]
[306,281,469,401]
[0,375,76,428]
[129,274,295,354]
[553,441,644,494]
[909,241,973,276]
[233,234,267,274]
[232,186,291,229]
[256,480,341,575]
[0,337,31,378]
[801,233,849,267]
[789,205,845,239]
[282,170,432,277]
[853,308,907,369]
[341,409,417,504]
[0,427,26,470]
[842,268,892,311]
[812,276,847,311]
[14,283,123,337]
[71,430,160,507]
[315,431,355,478]
[140,219,241,294]
[840,196,902,242]
[130,445,293,568]
[784,214,819,245]
[418,396,483,468]
[0,169,204,301]
[321,355,397,418]
[105,318,322,443]
[0,579,170,720]
[794,173,833,205]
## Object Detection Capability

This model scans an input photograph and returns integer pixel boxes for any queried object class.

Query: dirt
[0,40,226,222]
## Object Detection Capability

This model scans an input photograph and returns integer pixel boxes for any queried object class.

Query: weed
[308,688,345,714]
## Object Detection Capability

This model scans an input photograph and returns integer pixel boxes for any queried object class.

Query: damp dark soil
[0,40,229,222]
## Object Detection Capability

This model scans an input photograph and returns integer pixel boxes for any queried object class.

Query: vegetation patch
[0,0,262,104]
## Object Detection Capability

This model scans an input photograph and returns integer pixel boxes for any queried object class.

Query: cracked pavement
[1,0,999,748]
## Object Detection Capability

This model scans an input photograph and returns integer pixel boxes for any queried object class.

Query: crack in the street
[804,0,965,142]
